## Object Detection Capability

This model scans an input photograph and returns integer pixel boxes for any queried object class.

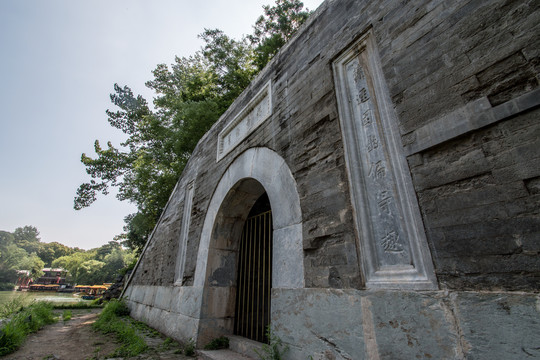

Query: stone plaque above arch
[217,82,273,161]
[194,147,304,289]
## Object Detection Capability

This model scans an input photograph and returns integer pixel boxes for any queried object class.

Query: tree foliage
[12,226,41,254]
[0,227,135,287]
[74,0,312,252]
[249,0,311,70]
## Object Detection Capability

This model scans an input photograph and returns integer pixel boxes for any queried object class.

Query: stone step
[197,349,255,360]
[228,335,265,359]
[197,335,265,360]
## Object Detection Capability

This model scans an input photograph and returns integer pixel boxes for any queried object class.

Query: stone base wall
[123,285,202,343]
[125,285,540,359]
[272,288,540,360]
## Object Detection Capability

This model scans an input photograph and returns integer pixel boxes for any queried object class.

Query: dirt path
[2,308,193,360]
[2,308,118,360]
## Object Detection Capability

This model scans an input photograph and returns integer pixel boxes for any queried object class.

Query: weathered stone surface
[369,291,458,359]
[454,292,540,359]
[271,288,365,359]
[272,289,540,360]
[120,0,540,357]
[412,107,540,290]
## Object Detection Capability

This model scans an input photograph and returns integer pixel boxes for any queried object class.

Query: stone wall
[123,0,540,357]
[271,288,540,359]
[129,0,540,293]
[412,107,540,291]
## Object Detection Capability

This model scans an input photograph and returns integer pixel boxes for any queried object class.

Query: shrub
[184,338,196,357]
[204,336,229,350]
[255,326,289,360]
[0,301,56,356]
[0,283,15,291]
[0,296,30,319]
[93,299,147,357]
[62,310,72,322]
[105,298,130,317]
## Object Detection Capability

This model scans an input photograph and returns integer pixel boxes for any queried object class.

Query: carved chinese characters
[333,31,436,289]
[345,58,410,266]
[217,81,272,161]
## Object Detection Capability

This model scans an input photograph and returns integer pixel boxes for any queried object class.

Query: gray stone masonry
[128,0,539,292]
[122,0,540,357]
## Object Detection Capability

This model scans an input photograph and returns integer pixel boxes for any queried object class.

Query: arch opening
[194,147,304,344]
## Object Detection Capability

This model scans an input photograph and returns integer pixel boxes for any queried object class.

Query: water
[0,291,83,305]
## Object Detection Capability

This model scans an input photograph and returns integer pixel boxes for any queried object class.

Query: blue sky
[0,0,323,250]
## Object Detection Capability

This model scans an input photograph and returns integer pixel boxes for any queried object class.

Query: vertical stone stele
[333,30,437,290]
[174,180,195,285]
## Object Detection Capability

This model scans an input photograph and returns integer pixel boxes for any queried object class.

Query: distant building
[15,270,32,290]
[35,268,67,285]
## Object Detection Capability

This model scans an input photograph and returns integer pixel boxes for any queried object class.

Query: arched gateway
[194,147,304,343]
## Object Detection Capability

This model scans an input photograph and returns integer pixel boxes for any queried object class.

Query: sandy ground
[1,308,191,360]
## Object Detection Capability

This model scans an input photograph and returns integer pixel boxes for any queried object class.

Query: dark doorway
[234,193,273,343]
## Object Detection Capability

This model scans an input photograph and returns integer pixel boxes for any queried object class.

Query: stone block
[197,317,235,346]
[168,287,195,316]
[272,288,365,359]
[201,286,236,319]
[455,292,540,359]
[153,286,173,310]
[369,291,458,359]
[273,223,304,289]
[128,285,146,303]
[142,285,156,306]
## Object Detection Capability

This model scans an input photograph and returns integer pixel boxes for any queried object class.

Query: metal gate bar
[234,210,272,343]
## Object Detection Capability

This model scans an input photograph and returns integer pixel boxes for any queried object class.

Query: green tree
[18,253,44,278]
[0,244,28,270]
[74,0,312,252]
[94,240,122,261]
[249,0,311,70]
[0,231,14,247]
[37,242,75,267]
[52,252,93,283]
[0,244,25,286]
[76,259,106,285]
[101,248,132,281]
[12,226,41,254]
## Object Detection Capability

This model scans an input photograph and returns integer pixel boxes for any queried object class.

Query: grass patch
[129,319,160,337]
[62,310,72,322]
[92,299,148,357]
[159,336,183,352]
[52,300,102,310]
[184,338,196,357]
[204,336,229,350]
[0,301,56,356]
[0,295,32,319]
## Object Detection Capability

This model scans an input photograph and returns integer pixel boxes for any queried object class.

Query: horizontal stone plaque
[217,81,272,161]
[333,31,437,289]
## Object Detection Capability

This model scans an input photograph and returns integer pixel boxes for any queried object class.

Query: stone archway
[194,147,303,344]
